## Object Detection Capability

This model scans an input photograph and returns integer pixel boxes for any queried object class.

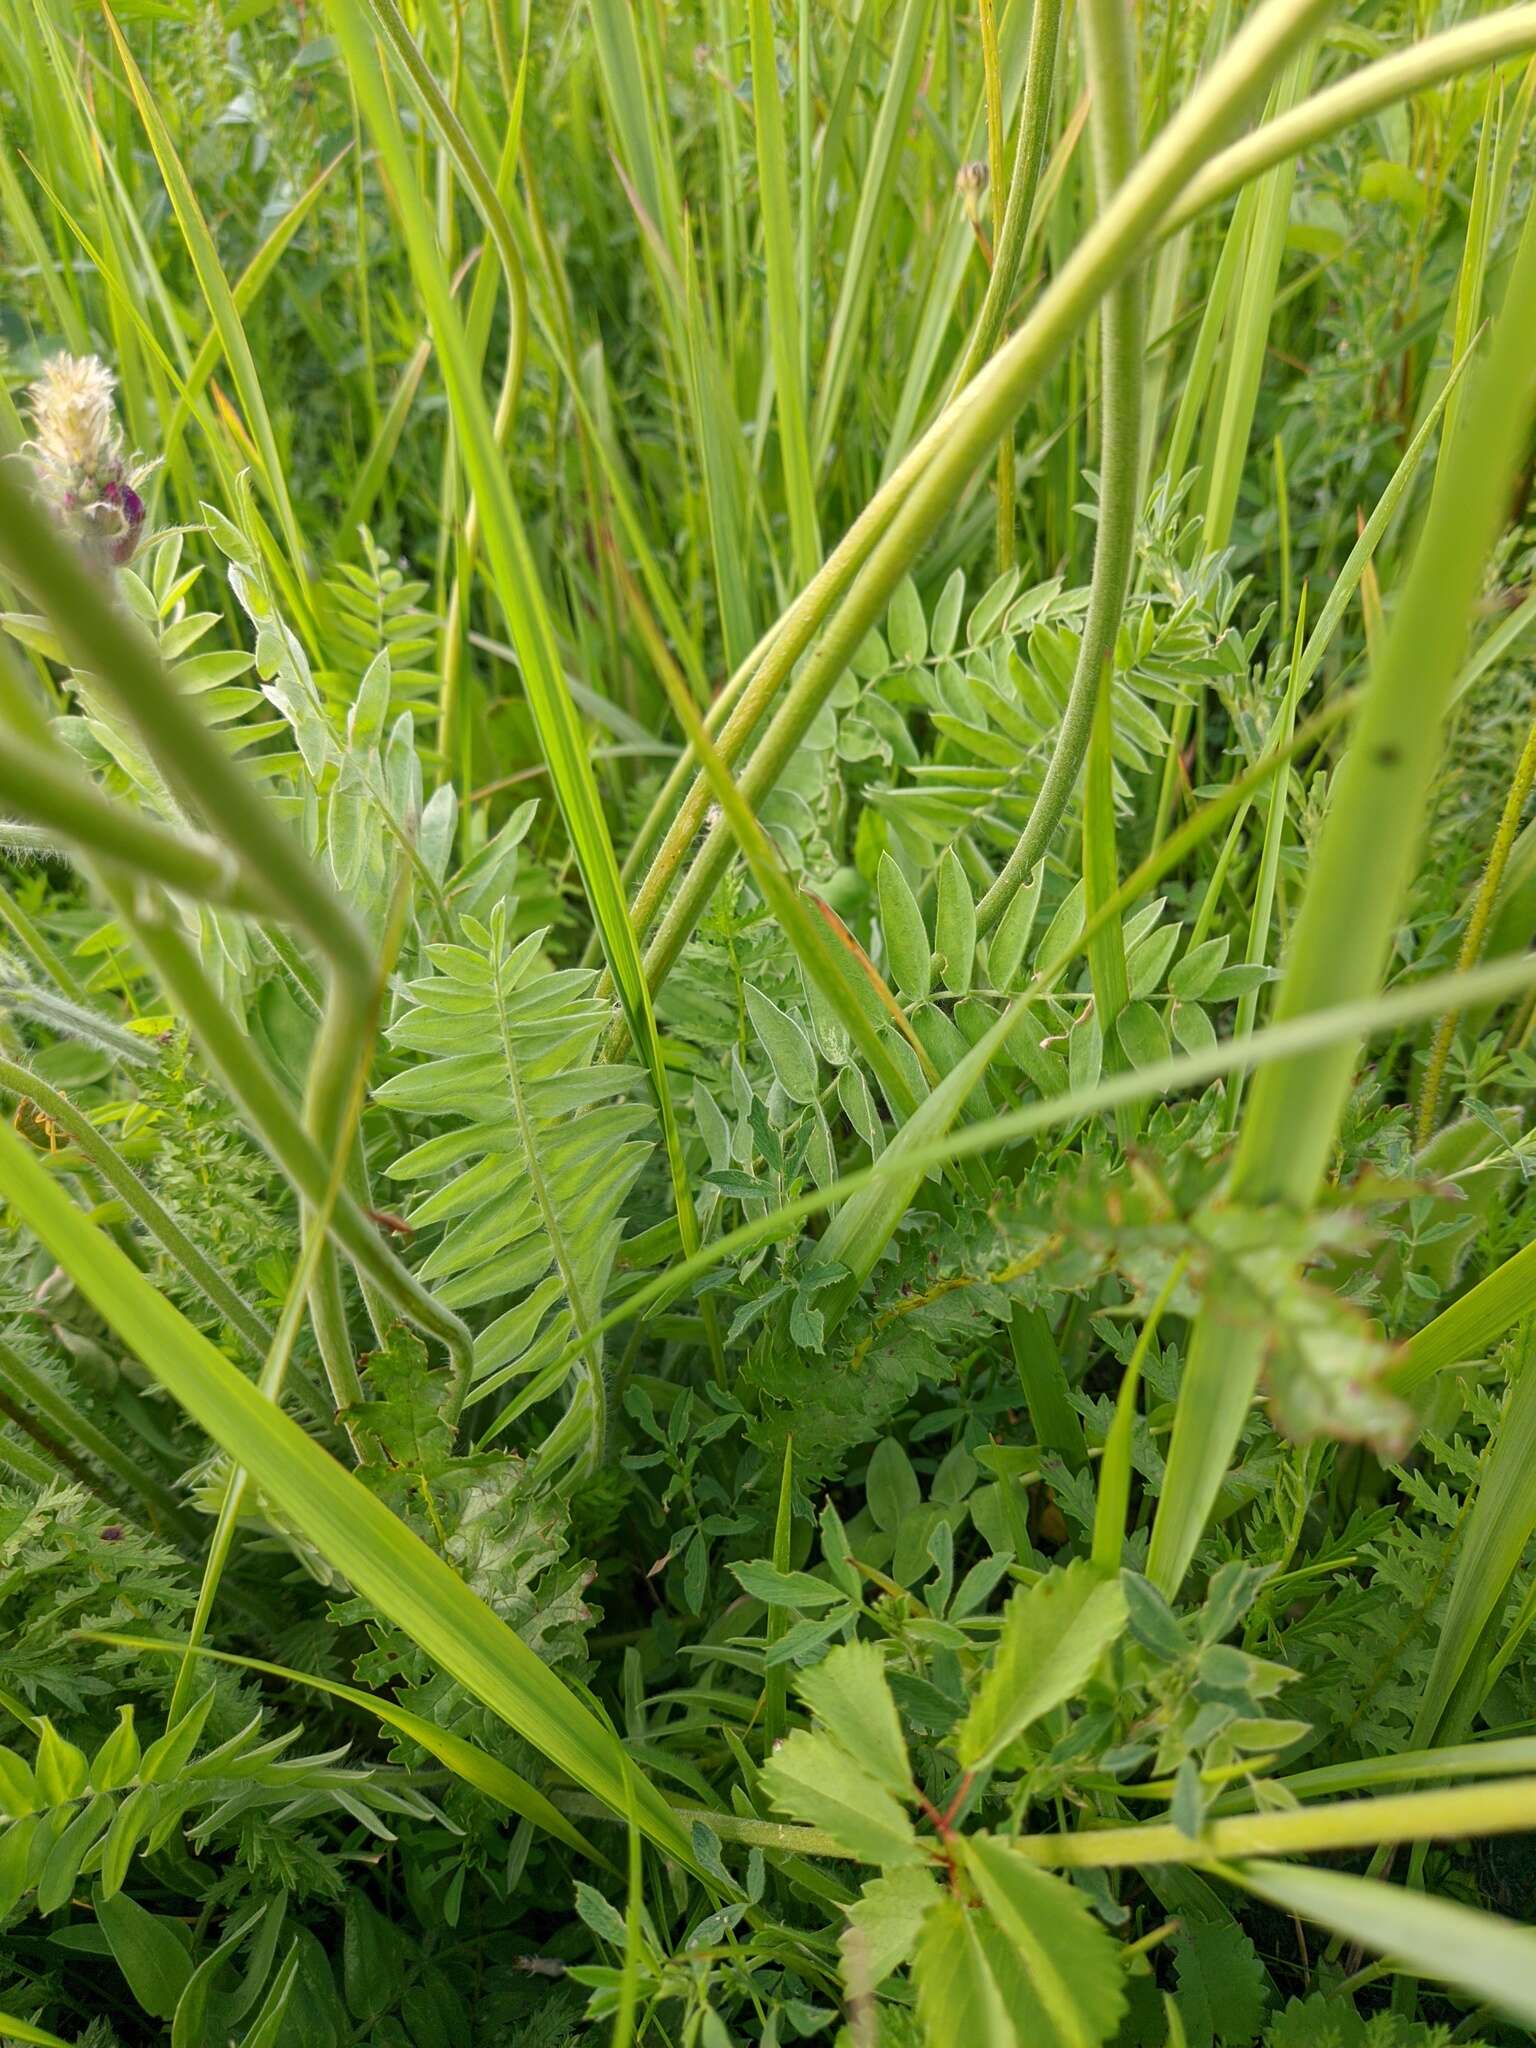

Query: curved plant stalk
[613,551,929,1131]
[0,731,265,918]
[0,466,475,1411]
[166,879,407,1726]
[985,0,1145,960]
[0,1423,58,1489]
[1416,702,1536,1143]
[91,878,473,1414]
[0,874,83,1004]
[1168,5,1536,232]
[614,4,1534,1015]
[951,0,1065,397]
[1091,1258,1187,1573]
[0,1055,273,1361]
[626,0,1338,1026]
[1146,190,1536,1598]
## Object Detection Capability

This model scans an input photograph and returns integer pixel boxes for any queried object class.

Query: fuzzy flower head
[26,354,153,569]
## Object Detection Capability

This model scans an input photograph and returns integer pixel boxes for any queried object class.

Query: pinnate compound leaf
[962,1836,1127,2048]
[956,1561,1127,1771]
[914,1895,1014,2048]
[759,1731,924,1867]
[795,1641,913,1800]
[840,1865,941,1993]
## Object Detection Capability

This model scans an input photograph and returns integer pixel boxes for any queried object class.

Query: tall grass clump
[3,1,1536,2042]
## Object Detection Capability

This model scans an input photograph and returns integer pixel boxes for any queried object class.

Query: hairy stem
[983,0,1145,944]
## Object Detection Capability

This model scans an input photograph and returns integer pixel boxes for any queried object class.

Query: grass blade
[0,1112,693,1863]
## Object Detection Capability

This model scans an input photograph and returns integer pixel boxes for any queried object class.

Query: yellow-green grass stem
[617,7,1536,1005]
[626,0,1340,1030]
[1147,184,1536,1597]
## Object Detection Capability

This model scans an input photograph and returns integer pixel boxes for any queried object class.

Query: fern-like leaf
[378,905,651,1476]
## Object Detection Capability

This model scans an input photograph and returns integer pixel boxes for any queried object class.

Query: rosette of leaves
[760,1575,1131,2047]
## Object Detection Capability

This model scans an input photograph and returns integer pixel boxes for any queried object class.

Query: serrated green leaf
[760,1731,925,1867]
[962,1838,1126,2048]
[956,1562,1127,1771]
[796,1642,913,1800]
[840,1865,941,1993]
[914,1895,1013,2048]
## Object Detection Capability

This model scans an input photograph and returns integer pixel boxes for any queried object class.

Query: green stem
[0,465,371,993]
[94,878,473,1413]
[0,1412,62,1488]
[611,2,1536,1008]
[952,0,1064,394]
[0,458,473,1418]
[1167,5,1536,234]
[1051,0,1144,1063]
[0,873,84,1002]
[623,0,1336,1026]
[977,0,1013,572]
[1148,183,1536,1597]
[0,729,265,918]
[167,906,393,1721]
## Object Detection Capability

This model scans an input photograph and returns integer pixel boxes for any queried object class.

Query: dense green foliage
[3,0,1536,2041]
